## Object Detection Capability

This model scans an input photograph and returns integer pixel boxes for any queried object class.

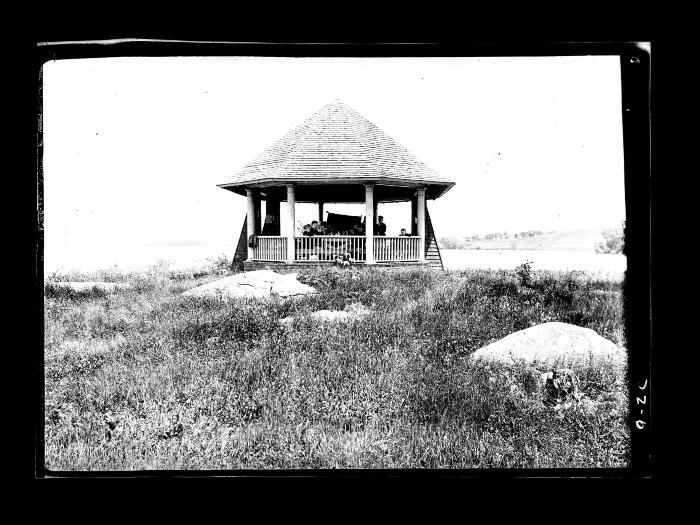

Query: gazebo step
[424,207,444,270]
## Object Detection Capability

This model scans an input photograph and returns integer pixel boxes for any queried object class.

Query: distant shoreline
[43,247,626,278]
[439,228,618,252]
[440,248,626,277]
[445,246,598,251]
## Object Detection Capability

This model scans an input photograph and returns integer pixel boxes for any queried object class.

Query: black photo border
[32,40,652,479]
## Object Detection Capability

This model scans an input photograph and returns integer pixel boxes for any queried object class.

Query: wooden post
[318,202,324,223]
[410,195,418,236]
[246,188,256,261]
[286,184,296,262]
[417,188,426,262]
[253,192,262,236]
[365,184,375,264]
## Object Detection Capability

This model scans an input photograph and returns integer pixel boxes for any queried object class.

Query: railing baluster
[250,235,424,263]
[251,236,290,261]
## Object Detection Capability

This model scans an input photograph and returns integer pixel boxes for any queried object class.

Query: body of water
[43,242,236,275]
[441,249,626,278]
[43,242,626,279]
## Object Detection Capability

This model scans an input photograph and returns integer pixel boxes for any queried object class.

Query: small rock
[279,303,371,326]
[344,303,371,316]
[311,310,351,322]
[279,316,294,327]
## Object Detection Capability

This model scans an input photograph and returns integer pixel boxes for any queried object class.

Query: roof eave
[218,177,455,191]
[431,182,456,200]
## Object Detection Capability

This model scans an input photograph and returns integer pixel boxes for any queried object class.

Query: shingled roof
[218,99,455,200]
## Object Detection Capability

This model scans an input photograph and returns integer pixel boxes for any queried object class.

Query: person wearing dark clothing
[399,228,410,236]
[375,216,387,236]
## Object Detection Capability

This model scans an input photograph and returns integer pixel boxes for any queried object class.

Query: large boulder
[182,270,317,300]
[472,322,626,411]
[471,322,626,379]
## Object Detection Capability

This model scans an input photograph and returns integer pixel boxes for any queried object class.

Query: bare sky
[43,55,625,259]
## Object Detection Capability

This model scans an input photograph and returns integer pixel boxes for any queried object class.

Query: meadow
[43,260,629,470]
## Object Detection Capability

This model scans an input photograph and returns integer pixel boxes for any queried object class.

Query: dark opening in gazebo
[218,99,455,269]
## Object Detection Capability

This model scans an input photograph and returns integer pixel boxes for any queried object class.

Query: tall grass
[44,261,628,470]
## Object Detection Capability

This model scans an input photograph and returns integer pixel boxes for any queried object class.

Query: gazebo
[218,99,455,269]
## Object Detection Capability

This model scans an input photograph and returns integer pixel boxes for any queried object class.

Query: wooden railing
[294,235,366,262]
[252,236,287,261]
[374,236,421,261]
[251,235,421,263]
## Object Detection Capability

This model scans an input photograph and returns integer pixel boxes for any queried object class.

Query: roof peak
[323,98,351,109]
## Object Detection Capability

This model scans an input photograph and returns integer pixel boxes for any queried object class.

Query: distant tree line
[439,230,548,249]
[514,230,545,238]
[438,237,470,249]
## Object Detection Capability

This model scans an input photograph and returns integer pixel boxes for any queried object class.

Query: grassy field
[43,259,629,470]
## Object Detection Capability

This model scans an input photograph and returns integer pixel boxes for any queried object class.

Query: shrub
[595,222,625,254]
[515,261,534,287]
[44,283,109,301]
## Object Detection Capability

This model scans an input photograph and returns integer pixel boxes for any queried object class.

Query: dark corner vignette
[619,44,652,478]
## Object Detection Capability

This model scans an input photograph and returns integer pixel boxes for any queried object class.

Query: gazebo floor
[239,260,435,271]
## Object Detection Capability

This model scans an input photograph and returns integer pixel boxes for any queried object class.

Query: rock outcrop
[182,270,317,300]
